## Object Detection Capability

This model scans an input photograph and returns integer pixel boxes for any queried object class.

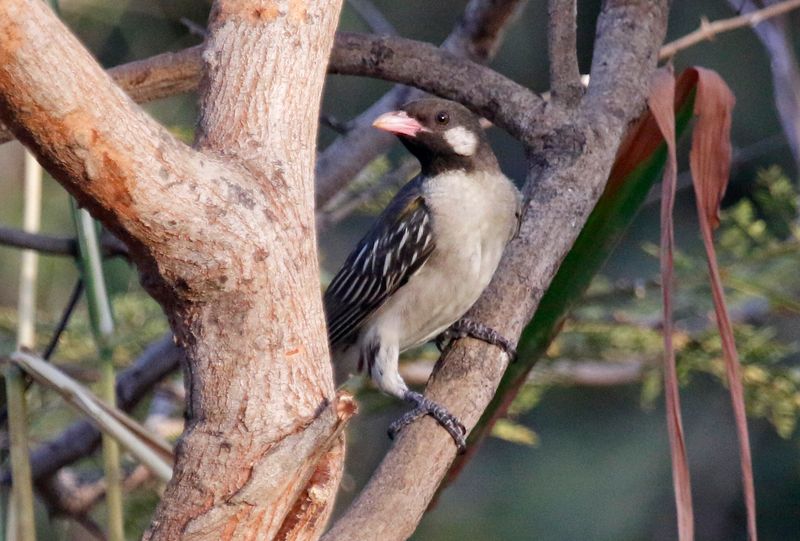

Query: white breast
[369,169,521,351]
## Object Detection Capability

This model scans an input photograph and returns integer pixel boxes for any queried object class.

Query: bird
[324,98,521,452]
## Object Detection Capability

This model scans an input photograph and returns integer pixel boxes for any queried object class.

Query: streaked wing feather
[325,185,435,346]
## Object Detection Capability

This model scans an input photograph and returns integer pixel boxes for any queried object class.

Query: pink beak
[372,111,426,137]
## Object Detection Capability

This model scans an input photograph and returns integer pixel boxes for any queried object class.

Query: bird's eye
[435,111,449,125]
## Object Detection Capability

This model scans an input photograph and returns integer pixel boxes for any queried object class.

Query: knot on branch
[529,123,587,169]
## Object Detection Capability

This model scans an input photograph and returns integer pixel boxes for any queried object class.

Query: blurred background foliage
[0,0,799,539]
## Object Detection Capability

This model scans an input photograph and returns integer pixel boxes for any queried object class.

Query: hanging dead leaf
[648,65,694,541]
[687,67,757,541]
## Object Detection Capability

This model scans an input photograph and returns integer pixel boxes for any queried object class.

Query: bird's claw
[388,391,466,453]
[437,317,517,360]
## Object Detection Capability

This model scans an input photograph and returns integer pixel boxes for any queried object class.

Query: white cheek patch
[443,126,478,156]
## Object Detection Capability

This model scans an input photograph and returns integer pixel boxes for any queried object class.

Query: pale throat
[443,126,479,156]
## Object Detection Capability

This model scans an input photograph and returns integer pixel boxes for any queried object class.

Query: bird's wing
[325,182,435,347]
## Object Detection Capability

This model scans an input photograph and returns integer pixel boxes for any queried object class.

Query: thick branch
[316,0,530,206]
[0,0,257,303]
[143,1,346,538]
[324,2,669,539]
[0,46,204,145]
[547,0,582,105]
[0,29,540,154]
[2,2,348,539]
[328,32,546,143]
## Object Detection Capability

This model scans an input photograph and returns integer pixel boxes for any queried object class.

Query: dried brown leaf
[690,68,734,229]
[649,65,695,541]
[688,67,757,541]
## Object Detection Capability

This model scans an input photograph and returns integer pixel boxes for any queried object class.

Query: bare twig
[317,157,419,230]
[42,278,84,361]
[659,0,800,60]
[347,0,397,35]
[728,0,800,173]
[0,225,129,258]
[0,225,75,255]
[319,114,353,135]
[179,17,207,39]
[400,358,648,387]
[547,0,582,105]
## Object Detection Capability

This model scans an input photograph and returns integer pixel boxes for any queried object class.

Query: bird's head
[372,98,497,175]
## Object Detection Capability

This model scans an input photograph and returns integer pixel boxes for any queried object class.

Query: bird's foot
[436,317,517,360]
[388,391,466,454]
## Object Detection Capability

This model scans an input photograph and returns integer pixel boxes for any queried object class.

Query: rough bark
[323,2,670,539]
[0,0,673,538]
[547,0,582,106]
[0,0,348,538]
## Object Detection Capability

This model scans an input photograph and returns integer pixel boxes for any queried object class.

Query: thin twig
[728,0,800,173]
[547,0,582,105]
[659,0,800,60]
[0,225,129,259]
[179,17,207,39]
[318,157,419,230]
[43,278,84,361]
[319,114,353,135]
[0,225,76,255]
[346,0,397,35]
[400,358,648,387]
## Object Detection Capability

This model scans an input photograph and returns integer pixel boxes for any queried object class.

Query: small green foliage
[491,418,539,446]
[503,166,800,442]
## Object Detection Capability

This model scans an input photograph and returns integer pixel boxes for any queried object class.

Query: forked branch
[323,2,670,539]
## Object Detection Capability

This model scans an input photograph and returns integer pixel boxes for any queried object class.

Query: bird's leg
[436,317,517,360]
[388,390,467,453]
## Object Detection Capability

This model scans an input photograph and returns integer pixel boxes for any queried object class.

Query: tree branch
[328,32,547,143]
[0,16,539,154]
[142,1,348,538]
[0,224,128,258]
[346,0,398,35]
[0,46,204,145]
[2,1,349,538]
[659,0,800,60]
[728,0,800,173]
[0,225,76,255]
[323,2,669,539]
[547,0,582,105]
[0,0,247,302]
